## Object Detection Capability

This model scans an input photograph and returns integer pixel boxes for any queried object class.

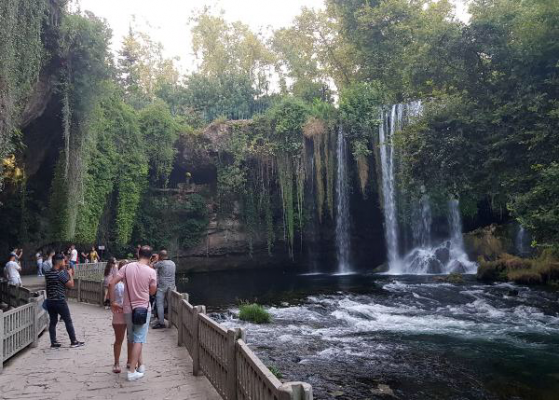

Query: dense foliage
[2,0,559,257]
[0,0,48,190]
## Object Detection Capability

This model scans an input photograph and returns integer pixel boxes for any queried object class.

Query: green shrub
[267,365,283,379]
[239,303,272,324]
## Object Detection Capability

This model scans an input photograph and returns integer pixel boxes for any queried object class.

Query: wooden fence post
[226,328,245,400]
[167,290,173,327]
[99,280,105,306]
[192,305,205,376]
[278,383,313,400]
[77,278,82,302]
[0,309,4,372]
[29,297,40,348]
[177,294,188,347]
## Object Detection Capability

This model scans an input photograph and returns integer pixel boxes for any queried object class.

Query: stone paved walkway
[0,301,221,400]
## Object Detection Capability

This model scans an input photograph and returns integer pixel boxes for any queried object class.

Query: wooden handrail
[169,289,313,400]
[0,282,48,372]
[1,277,313,399]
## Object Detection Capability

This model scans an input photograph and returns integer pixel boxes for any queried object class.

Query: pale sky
[75,0,325,72]
[74,0,469,74]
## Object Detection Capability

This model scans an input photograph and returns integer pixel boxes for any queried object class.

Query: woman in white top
[5,253,22,286]
[110,259,128,373]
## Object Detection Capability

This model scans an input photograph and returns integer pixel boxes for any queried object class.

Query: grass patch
[478,253,559,285]
[267,365,283,379]
[434,272,465,284]
[239,303,272,324]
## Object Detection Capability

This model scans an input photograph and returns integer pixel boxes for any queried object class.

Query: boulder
[448,260,467,274]
[425,257,443,274]
[435,247,450,265]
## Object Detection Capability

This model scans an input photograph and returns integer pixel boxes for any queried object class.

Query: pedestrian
[35,249,44,277]
[89,246,99,263]
[148,252,159,312]
[42,249,55,274]
[4,253,22,286]
[110,259,128,373]
[12,248,23,262]
[44,253,85,348]
[69,244,78,268]
[108,246,157,381]
[152,250,176,329]
[103,257,118,306]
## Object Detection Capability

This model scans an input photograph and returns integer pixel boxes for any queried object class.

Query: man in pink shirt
[109,246,157,381]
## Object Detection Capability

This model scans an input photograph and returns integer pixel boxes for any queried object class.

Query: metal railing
[0,282,48,372]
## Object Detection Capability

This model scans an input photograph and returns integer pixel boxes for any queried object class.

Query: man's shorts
[124,309,151,343]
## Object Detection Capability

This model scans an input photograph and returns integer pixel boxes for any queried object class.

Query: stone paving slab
[0,301,221,400]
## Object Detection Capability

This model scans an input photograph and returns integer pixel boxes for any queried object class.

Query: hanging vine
[0,0,47,191]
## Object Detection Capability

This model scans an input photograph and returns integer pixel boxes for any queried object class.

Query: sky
[75,0,470,73]
[76,0,325,72]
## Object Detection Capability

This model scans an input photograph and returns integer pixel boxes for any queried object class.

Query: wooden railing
[74,262,107,280]
[167,290,313,400]
[0,283,32,308]
[0,281,48,372]
[67,278,105,306]
[2,270,313,398]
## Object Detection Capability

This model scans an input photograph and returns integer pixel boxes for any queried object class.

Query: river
[178,270,559,400]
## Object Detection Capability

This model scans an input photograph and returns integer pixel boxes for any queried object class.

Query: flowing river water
[179,271,559,400]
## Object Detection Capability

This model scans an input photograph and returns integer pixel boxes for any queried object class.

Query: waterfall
[412,194,432,249]
[446,199,477,273]
[515,225,530,256]
[335,125,352,274]
[379,105,401,272]
[448,199,466,253]
[308,152,319,273]
[378,101,477,275]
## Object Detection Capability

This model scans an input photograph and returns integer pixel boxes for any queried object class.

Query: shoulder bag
[124,264,149,325]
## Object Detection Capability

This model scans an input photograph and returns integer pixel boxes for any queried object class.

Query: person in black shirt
[45,253,85,348]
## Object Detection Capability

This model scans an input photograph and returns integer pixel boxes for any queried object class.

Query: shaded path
[0,301,221,400]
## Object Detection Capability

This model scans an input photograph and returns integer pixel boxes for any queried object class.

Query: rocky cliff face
[168,120,388,273]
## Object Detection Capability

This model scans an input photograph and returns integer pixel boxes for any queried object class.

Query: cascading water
[307,153,319,273]
[401,198,476,274]
[379,101,477,274]
[412,193,432,248]
[335,125,352,274]
[515,225,531,257]
[379,105,401,272]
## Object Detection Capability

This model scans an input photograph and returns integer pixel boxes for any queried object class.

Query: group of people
[46,245,175,382]
[3,242,176,382]
[34,245,100,277]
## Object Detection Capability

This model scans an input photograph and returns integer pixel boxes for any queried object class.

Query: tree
[118,26,179,108]
[273,7,353,95]
[139,101,179,188]
[190,10,275,94]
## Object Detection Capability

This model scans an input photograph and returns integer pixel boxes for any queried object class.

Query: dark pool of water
[178,270,559,400]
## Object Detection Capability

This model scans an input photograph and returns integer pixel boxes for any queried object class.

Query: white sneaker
[127,371,145,381]
[137,365,146,373]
